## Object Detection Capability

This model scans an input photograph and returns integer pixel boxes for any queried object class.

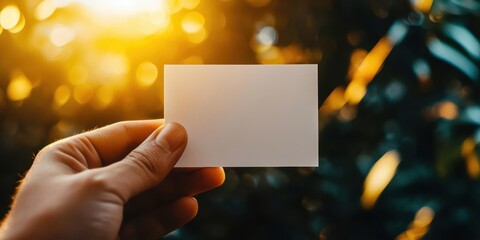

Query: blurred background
[1,0,479,239]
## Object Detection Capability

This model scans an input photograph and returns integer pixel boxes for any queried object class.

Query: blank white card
[164,65,318,167]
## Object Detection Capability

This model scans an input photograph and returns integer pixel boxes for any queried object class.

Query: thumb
[98,123,187,202]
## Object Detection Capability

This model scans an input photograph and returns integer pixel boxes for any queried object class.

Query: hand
[0,120,225,240]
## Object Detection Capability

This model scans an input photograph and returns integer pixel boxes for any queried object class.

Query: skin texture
[0,120,225,240]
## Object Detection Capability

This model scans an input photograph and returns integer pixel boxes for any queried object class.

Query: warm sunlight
[68,0,167,16]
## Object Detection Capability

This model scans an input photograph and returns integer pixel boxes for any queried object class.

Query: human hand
[0,120,225,240]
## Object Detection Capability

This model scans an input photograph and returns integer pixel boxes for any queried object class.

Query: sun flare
[69,0,167,16]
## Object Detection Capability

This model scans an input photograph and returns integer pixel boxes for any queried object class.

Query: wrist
[0,212,43,239]
[0,217,16,239]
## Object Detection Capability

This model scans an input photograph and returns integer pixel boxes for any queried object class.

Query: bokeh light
[35,0,57,21]
[186,26,207,43]
[361,151,400,209]
[0,5,21,30]
[181,11,205,33]
[256,25,278,46]
[8,14,25,34]
[412,0,433,13]
[75,0,166,16]
[7,73,32,101]
[182,0,200,10]
[462,138,480,179]
[50,25,76,47]
[73,84,94,104]
[396,206,435,240]
[136,61,158,88]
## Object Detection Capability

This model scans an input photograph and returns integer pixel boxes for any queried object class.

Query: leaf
[442,22,480,60]
[428,37,479,80]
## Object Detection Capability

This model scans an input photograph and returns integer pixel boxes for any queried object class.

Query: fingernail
[155,123,187,152]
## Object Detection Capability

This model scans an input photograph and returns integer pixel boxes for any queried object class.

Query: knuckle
[81,172,127,202]
[126,147,168,181]
[84,171,111,189]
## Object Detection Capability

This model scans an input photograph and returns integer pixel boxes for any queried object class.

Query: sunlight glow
[73,84,94,104]
[50,25,76,47]
[7,73,32,101]
[0,5,21,30]
[97,54,130,82]
[54,85,71,107]
[187,27,208,43]
[94,86,115,109]
[136,62,158,87]
[182,11,205,33]
[182,0,200,9]
[35,0,57,21]
[8,14,25,34]
[74,0,167,16]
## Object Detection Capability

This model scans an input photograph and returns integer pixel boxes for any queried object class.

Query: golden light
[74,0,167,16]
[257,46,285,64]
[136,61,158,88]
[182,55,204,64]
[413,206,435,227]
[147,11,171,31]
[50,25,76,47]
[50,0,72,8]
[352,37,392,85]
[319,87,347,114]
[73,84,94,104]
[338,105,357,122]
[7,73,33,101]
[348,49,368,77]
[94,86,115,109]
[461,138,480,179]
[69,65,88,85]
[182,11,205,33]
[35,0,57,21]
[343,22,408,106]
[187,26,208,43]
[279,44,316,63]
[166,0,183,14]
[361,150,400,209]
[0,25,3,35]
[8,14,25,34]
[437,101,458,120]
[346,37,393,105]
[396,206,435,240]
[182,0,200,10]
[53,85,71,107]
[412,0,433,13]
[97,54,130,82]
[345,81,367,105]
[0,5,21,30]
